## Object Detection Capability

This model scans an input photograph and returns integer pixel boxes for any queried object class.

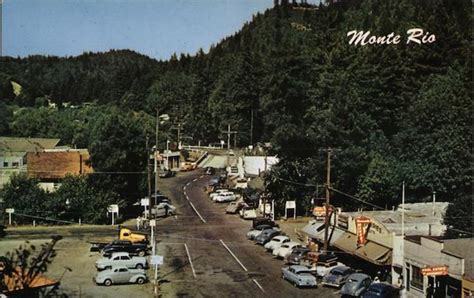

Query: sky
[2,0,276,60]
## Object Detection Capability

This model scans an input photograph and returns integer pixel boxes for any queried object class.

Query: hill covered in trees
[0,0,471,236]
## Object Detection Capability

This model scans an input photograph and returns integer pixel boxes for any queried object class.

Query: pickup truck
[101,240,148,257]
[95,252,148,270]
[90,227,148,252]
[94,266,147,286]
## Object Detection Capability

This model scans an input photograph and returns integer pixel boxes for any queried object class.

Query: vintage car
[321,265,354,287]
[273,241,304,259]
[214,192,236,203]
[209,189,229,200]
[281,265,317,288]
[95,252,148,271]
[255,229,280,245]
[264,235,290,252]
[225,200,246,214]
[361,282,400,298]
[341,273,372,297]
[101,240,148,258]
[285,247,311,265]
[246,224,274,240]
[94,266,147,286]
[145,202,176,217]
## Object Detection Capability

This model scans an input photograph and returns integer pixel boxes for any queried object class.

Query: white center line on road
[174,215,177,220]
[219,239,248,272]
[199,175,204,179]
[192,178,198,182]
[184,243,197,279]
[252,279,265,293]
[188,201,207,223]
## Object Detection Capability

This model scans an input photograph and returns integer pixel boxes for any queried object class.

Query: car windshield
[281,244,289,248]
[331,269,344,276]
[297,270,312,275]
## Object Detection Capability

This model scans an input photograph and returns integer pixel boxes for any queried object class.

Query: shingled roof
[0,137,60,152]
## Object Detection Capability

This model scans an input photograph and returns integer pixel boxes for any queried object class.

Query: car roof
[286,241,301,246]
[273,235,289,240]
[368,282,394,289]
[348,273,371,280]
[332,265,351,271]
[290,265,311,272]
[110,252,131,257]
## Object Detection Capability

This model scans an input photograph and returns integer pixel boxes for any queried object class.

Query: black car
[252,217,279,229]
[159,170,176,178]
[102,240,148,257]
[286,247,311,265]
[361,282,400,298]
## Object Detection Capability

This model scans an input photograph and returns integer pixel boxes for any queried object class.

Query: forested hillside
[0,0,471,235]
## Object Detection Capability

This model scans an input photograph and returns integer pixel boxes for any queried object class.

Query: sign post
[285,201,296,220]
[355,216,371,246]
[6,208,14,225]
[107,204,119,226]
[141,198,150,218]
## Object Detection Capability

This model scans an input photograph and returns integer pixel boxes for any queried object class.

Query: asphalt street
[154,170,339,298]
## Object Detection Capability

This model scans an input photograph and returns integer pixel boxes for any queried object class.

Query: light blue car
[281,265,317,288]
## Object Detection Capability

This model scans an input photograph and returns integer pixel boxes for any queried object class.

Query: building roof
[0,137,60,153]
[443,238,474,279]
[342,202,449,236]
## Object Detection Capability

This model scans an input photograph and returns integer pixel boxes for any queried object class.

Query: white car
[146,202,176,217]
[273,241,304,259]
[265,235,290,251]
[209,189,229,200]
[239,207,258,219]
[214,192,236,203]
[95,252,148,270]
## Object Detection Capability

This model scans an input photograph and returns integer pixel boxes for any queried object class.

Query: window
[3,161,8,168]
[12,162,19,168]
[411,266,424,290]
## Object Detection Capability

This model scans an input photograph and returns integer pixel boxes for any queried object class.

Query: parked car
[150,194,170,205]
[315,259,346,278]
[181,162,196,171]
[321,265,354,287]
[240,206,258,219]
[214,192,236,203]
[146,202,176,217]
[102,240,148,257]
[226,201,246,214]
[208,177,221,187]
[255,229,280,245]
[159,169,176,178]
[209,189,229,200]
[204,167,215,175]
[361,282,400,298]
[252,217,279,228]
[246,224,274,240]
[281,265,318,288]
[285,247,311,265]
[95,252,148,270]
[94,266,147,286]
[264,235,290,251]
[341,273,372,297]
[273,241,304,259]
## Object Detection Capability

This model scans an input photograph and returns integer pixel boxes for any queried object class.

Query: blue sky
[2,0,277,60]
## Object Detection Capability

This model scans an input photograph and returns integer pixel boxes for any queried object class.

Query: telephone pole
[323,147,332,253]
[146,136,152,219]
[222,124,237,168]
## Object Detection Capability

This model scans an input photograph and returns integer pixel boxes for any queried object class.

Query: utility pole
[323,147,332,253]
[154,110,159,208]
[146,136,152,220]
[222,124,237,168]
[401,181,406,293]
[250,109,254,146]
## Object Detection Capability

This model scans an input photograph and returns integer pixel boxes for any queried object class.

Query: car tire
[138,250,146,257]
[281,274,285,280]
[294,282,298,288]
[136,263,144,269]
[105,266,111,270]
[136,277,145,284]
[104,279,112,286]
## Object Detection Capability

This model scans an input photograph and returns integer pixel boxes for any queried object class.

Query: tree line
[0,0,471,236]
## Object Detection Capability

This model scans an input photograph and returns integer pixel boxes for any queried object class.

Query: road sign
[149,219,156,227]
[5,208,14,214]
[150,255,164,266]
[141,198,150,207]
[285,201,296,209]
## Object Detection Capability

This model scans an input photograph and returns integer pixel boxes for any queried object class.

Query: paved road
[154,170,340,298]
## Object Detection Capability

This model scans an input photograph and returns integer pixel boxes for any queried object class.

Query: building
[300,202,450,283]
[26,149,93,191]
[403,236,474,297]
[0,137,60,189]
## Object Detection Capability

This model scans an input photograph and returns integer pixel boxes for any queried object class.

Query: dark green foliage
[0,0,471,234]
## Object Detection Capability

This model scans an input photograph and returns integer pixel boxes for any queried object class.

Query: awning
[333,232,359,254]
[300,221,325,239]
[354,241,392,266]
